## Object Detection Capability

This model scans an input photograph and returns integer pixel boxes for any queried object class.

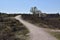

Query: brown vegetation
[0,14,29,40]
[22,14,60,29]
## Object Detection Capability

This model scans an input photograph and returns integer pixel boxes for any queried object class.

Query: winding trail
[15,15,57,40]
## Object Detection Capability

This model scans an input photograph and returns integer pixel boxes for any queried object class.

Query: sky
[0,0,60,13]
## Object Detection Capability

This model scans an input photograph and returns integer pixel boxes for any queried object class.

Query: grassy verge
[0,15,29,40]
[51,32,60,40]
[45,28,60,40]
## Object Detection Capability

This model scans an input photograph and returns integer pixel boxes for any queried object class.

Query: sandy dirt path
[15,15,57,40]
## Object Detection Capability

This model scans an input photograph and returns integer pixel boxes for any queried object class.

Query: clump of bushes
[0,16,29,40]
[22,14,60,29]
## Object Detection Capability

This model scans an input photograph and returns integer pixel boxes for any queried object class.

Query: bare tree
[30,7,47,18]
[30,7,38,14]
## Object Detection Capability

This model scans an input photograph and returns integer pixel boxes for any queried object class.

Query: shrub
[0,16,29,40]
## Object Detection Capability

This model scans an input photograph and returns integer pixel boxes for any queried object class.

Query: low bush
[0,16,29,40]
[22,14,60,29]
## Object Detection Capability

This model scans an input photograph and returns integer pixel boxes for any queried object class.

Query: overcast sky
[0,0,60,13]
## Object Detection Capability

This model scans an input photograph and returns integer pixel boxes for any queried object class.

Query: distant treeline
[0,12,60,17]
[0,12,21,17]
